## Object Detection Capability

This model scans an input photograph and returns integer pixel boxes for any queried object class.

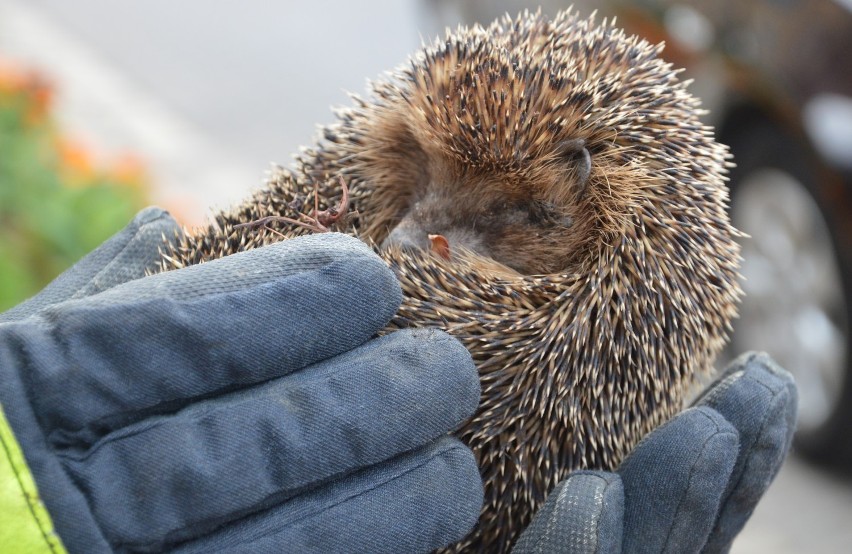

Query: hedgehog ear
[558,138,592,197]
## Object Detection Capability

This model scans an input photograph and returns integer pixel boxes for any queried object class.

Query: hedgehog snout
[381,218,432,252]
[381,214,489,261]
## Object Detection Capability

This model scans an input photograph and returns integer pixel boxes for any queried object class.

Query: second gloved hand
[0,225,483,553]
[513,352,798,553]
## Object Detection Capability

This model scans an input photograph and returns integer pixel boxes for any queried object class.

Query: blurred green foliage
[0,67,148,311]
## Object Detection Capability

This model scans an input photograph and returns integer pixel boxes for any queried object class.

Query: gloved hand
[0,208,483,553]
[513,352,798,554]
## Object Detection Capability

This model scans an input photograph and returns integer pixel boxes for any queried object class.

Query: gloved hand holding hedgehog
[161,9,781,552]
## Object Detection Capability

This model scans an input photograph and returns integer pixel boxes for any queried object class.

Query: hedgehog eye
[493,201,528,224]
[480,200,527,227]
[529,201,574,228]
[559,138,592,195]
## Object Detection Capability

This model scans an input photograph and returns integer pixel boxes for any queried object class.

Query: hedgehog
[160,9,742,552]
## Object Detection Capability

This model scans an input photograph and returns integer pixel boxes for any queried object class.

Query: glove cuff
[0,405,66,553]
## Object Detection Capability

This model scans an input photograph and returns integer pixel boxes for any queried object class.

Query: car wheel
[724,115,852,468]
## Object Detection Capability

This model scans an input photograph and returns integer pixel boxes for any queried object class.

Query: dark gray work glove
[513,352,797,554]
[0,208,483,553]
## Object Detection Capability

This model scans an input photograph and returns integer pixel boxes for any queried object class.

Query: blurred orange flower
[0,58,53,126]
[55,136,95,185]
[108,153,148,188]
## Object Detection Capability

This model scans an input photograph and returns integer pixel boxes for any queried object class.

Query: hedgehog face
[379,140,591,275]
[355,73,601,274]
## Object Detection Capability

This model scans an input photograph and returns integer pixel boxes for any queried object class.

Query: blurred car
[616,0,852,468]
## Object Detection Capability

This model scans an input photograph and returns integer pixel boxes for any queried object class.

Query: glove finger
[61,329,479,549]
[619,407,739,554]
[512,471,624,554]
[1,207,179,324]
[173,436,483,554]
[16,233,402,444]
[695,352,798,553]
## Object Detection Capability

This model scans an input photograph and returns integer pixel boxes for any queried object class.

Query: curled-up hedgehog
[162,9,742,552]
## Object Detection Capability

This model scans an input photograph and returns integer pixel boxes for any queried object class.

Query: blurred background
[2,0,851,550]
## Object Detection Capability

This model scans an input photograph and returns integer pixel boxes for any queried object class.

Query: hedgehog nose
[381,223,432,252]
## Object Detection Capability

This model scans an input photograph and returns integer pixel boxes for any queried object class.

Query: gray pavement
[2,0,851,551]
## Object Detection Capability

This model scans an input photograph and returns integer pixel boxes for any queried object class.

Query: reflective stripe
[0,405,66,553]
